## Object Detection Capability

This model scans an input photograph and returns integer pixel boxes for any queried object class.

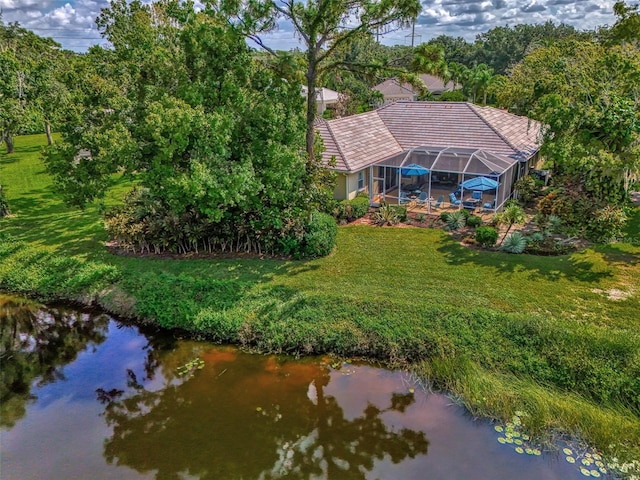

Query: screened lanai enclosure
[370,146,520,213]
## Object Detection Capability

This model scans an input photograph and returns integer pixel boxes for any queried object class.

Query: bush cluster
[104,187,337,258]
[514,174,544,204]
[475,226,499,247]
[371,203,401,226]
[0,186,9,218]
[333,193,370,223]
[537,189,628,242]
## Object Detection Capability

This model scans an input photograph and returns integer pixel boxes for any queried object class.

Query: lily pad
[563,448,573,456]
[497,437,507,444]
[580,467,591,476]
[566,456,576,464]
[515,447,524,454]
[494,425,504,432]
[590,470,600,478]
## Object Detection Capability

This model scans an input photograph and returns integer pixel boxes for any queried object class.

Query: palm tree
[411,44,451,82]
[468,63,495,105]
[494,203,527,245]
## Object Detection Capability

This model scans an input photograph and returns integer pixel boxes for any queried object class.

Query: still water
[0,294,586,480]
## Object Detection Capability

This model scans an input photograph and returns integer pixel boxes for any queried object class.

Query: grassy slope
[2,135,640,464]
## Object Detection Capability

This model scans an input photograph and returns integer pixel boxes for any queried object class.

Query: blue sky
[0,0,631,52]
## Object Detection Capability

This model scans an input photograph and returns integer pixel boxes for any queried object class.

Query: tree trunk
[45,121,53,145]
[305,42,318,163]
[3,131,14,154]
[483,90,487,105]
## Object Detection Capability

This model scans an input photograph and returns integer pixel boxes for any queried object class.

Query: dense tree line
[2,1,638,248]
[496,2,639,240]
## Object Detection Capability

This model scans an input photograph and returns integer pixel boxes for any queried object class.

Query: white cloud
[1,0,626,52]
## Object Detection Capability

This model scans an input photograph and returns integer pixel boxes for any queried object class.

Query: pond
[0,294,590,480]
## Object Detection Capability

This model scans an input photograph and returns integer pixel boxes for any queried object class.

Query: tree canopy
[43,0,337,257]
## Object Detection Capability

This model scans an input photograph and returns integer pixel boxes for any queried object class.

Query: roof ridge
[467,103,520,155]
[375,107,407,149]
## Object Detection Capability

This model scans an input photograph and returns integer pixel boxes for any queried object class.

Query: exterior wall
[334,170,369,201]
[333,173,347,200]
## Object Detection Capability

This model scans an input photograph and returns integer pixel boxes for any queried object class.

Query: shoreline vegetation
[2,135,640,471]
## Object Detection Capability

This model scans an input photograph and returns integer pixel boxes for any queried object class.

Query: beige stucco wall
[333,174,347,200]
[333,170,370,201]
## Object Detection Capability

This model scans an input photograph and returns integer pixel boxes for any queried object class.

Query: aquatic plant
[494,411,541,456]
[176,357,205,379]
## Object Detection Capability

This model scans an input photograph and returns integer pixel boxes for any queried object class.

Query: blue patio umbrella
[401,163,430,176]
[461,176,499,191]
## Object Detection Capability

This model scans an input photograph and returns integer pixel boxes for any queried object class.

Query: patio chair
[483,199,496,211]
[399,192,411,205]
[472,191,482,201]
[416,191,429,205]
[449,192,462,207]
[430,195,444,209]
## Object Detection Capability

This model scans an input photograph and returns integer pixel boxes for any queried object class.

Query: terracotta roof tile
[316,101,541,173]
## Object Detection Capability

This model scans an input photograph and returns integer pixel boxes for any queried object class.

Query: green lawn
[2,134,640,468]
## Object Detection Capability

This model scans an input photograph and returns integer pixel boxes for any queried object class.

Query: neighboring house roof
[372,74,456,98]
[301,86,342,104]
[316,101,542,173]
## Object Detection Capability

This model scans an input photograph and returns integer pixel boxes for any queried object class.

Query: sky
[0,0,632,53]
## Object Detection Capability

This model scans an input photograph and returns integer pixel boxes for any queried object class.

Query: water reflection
[0,294,109,428]
[1,297,584,480]
[99,346,429,479]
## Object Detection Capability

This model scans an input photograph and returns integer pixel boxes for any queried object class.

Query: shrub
[334,195,370,223]
[389,205,407,222]
[514,175,543,204]
[501,232,528,254]
[299,211,337,258]
[416,213,426,223]
[446,210,467,231]
[586,205,628,243]
[466,215,482,228]
[460,208,472,219]
[371,203,401,226]
[0,186,9,218]
[475,226,499,247]
[440,211,451,222]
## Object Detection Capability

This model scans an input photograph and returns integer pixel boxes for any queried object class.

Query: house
[372,74,457,104]
[301,86,342,115]
[315,101,542,212]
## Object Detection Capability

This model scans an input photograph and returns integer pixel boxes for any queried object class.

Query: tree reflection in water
[99,346,429,479]
[0,295,109,428]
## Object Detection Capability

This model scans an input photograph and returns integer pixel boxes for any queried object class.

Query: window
[357,171,365,191]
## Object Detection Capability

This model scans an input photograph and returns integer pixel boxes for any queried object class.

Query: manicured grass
[2,134,640,467]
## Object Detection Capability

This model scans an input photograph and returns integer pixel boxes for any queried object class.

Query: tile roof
[317,101,542,172]
[372,74,456,97]
[316,111,403,172]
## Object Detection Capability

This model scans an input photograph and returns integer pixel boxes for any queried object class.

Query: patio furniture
[416,192,429,205]
[449,193,462,207]
[431,195,444,209]
[483,199,496,211]
[399,192,411,204]
[463,200,478,211]
[471,191,482,201]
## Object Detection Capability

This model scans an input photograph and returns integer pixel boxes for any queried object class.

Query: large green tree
[215,0,420,160]
[0,21,66,151]
[498,40,640,203]
[44,0,333,256]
